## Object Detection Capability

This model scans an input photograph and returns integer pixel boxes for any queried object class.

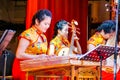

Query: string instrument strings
[58,19,80,47]
[69,19,80,44]
[56,19,81,56]
[68,19,81,55]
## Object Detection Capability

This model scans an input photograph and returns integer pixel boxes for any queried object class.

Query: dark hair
[96,20,116,34]
[53,20,68,38]
[31,9,52,27]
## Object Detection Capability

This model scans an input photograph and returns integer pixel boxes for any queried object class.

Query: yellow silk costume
[19,26,48,55]
[50,36,70,55]
[87,32,105,46]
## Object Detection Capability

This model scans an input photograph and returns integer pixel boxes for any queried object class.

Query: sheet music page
[78,45,119,62]
[0,30,16,55]
[77,45,101,60]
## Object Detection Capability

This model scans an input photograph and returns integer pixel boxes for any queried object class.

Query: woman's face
[103,33,111,39]
[36,16,51,33]
[60,24,69,38]
[102,31,112,39]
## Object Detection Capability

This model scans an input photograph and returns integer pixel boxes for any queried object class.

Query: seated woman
[87,20,115,51]
[87,20,120,80]
[102,23,120,80]
[12,9,52,80]
[48,19,82,80]
[48,19,82,57]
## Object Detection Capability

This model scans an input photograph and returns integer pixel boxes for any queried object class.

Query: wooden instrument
[56,47,70,56]
[20,55,100,80]
[102,55,120,73]
[57,19,80,56]
[102,66,119,73]
[20,55,100,72]
[101,63,119,74]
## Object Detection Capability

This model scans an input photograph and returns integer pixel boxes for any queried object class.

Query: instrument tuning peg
[71,19,78,26]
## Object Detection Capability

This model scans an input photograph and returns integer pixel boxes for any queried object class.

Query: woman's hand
[74,34,79,41]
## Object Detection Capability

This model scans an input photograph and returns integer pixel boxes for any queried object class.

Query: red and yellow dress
[12,26,48,80]
[87,32,105,46]
[50,36,70,80]
[50,36,70,55]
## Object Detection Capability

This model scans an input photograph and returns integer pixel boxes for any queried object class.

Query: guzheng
[20,55,100,72]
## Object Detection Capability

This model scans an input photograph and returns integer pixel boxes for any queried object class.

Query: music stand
[77,45,120,80]
[0,30,16,80]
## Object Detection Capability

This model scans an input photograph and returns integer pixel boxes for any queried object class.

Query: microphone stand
[114,0,119,80]
[2,50,9,80]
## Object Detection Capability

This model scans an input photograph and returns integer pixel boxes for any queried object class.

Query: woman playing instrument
[87,20,120,80]
[12,9,52,80]
[102,23,120,80]
[48,19,82,57]
[87,20,115,51]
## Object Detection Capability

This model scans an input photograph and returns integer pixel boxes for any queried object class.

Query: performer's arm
[48,44,55,55]
[16,38,45,60]
[71,33,82,54]
[73,39,82,54]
